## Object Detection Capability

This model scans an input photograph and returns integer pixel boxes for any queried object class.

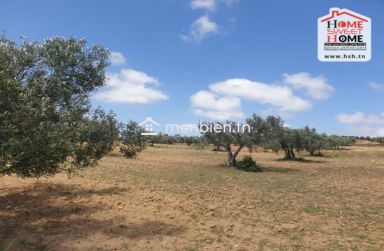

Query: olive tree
[263,116,308,160]
[0,35,117,177]
[119,121,146,158]
[262,116,297,159]
[201,121,253,167]
[201,115,267,167]
[263,119,355,159]
[71,108,118,172]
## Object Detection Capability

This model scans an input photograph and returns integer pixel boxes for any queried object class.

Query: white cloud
[190,91,244,120]
[209,78,312,113]
[94,68,168,104]
[283,72,334,100]
[193,109,244,121]
[184,0,239,42]
[337,112,384,137]
[190,0,216,11]
[181,15,219,43]
[368,82,384,92]
[336,112,384,125]
[110,51,126,65]
[191,91,241,111]
[190,73,334,120]
[189,78,313,120]
[342,126,384,137]
[190,0,238,11]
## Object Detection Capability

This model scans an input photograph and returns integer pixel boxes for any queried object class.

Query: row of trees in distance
[200,115,355,167]
[143,115,355,167]
[0,35,356,176]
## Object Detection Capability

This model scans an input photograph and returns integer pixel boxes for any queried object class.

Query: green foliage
[146,133,176,145]
[119,121,146,158]
[140,133,207,149]
[0,35,114,177]
[236,156,261,172]
[71,108,118,171]
[198,114,354,165]
[249,114,356,160]
[201,121,254,167]
[191,137,209,150]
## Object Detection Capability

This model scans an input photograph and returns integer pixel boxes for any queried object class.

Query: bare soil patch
[1,142,384,250]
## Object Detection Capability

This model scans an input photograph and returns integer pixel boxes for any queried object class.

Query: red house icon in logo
[321,9,368,23]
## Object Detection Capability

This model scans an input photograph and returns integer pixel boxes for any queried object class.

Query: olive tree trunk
[226,145,244,167]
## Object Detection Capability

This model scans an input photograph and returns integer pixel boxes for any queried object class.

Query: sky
[1,0,384,136]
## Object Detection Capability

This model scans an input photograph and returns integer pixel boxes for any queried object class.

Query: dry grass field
[1,141,384,250]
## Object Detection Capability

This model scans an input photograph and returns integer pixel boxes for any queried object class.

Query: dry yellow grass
[1,141,384,250]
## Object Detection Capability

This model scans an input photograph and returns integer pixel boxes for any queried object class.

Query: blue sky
[1,0,384,136]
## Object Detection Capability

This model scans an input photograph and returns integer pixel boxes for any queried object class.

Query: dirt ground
[1,141,384,250]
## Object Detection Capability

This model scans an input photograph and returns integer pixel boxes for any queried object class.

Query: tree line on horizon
[354,136,384,144]
[197,116,355,167]
[0,35,358,177]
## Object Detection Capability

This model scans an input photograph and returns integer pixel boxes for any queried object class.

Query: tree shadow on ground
[0,183,184,250]
[217,164,298,173]
[276,158,326,164]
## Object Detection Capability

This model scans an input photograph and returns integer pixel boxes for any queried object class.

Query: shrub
[236,156,261,172]
[119,121,146,158]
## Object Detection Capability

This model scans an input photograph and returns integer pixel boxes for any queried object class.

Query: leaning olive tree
[201,115,268,167]
[201,122,249,167]
[0,35,120,177]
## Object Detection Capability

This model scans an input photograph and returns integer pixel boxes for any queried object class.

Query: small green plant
[236,156,261,172]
